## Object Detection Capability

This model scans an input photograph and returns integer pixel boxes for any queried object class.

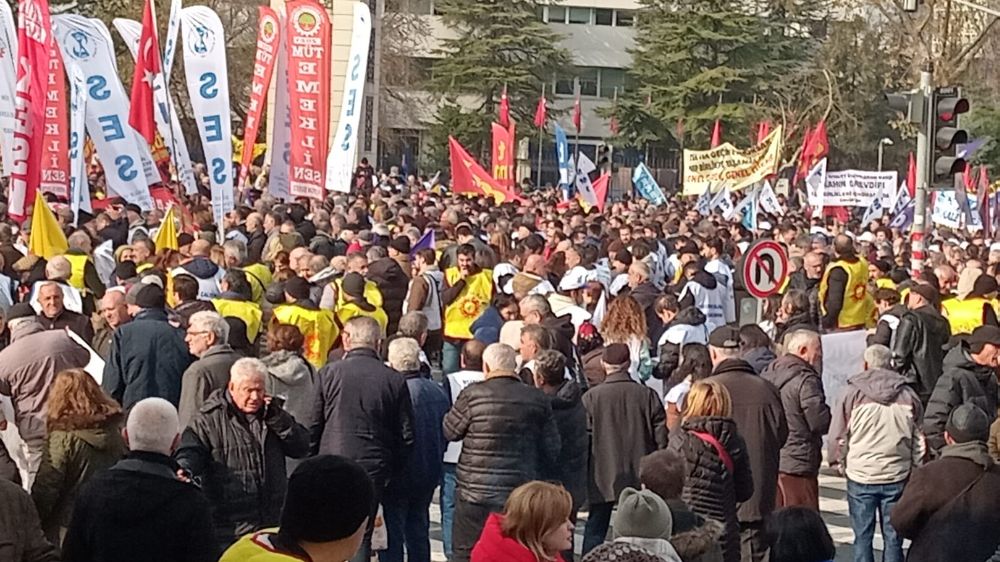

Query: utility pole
[911,68,933,279]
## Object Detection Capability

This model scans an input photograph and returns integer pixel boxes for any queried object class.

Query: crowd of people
[0,177,999,562]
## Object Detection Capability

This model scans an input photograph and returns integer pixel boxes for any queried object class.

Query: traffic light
[930,86,969,186]
[597,144,612,173]
[884,90,925,125]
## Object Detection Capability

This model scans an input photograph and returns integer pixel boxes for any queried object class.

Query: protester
[470,481,574,562]
[177,311,242,427]
[819,235,873,331]
[62,398,217,562]
[764,507,836,562]
[890,283,949,404]
[261,323,316,430]
[94,289,129,359]
[442,244,494,374]
[444,343,560,562]
[34,280,94,343]
[664,343,714,431]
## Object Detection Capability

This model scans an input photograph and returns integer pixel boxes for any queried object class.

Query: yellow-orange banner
[682,126,783,195]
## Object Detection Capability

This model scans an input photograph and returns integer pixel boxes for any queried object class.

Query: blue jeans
[379,486,436,562]
[443,340,463,376]
[847,479,906,562]
[582,502,614,555]
[440,464,457,559]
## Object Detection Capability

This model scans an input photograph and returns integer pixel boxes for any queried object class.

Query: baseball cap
[708,325,740,349]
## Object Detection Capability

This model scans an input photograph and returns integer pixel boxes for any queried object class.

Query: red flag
[810,120,829,161]
[592,173,610,212]
[794,125,816,183]
[963,164,976,192]
[10,0,55,221]
[533,93,547,129]
[572,94,582,133]
[238,7,281,188]
[491,122,515,189]
[129,0,162,145]
[498,85,510,129]
[286,0,332,200]
[756,121,771,143]
[449,136,522,204]
[710,119,722,148]
[906,152,916,197]
[40,40,68,200]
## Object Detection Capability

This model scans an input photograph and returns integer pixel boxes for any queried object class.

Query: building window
[555,73,575,96]
[615,10,634,26]
[568,7,591,24]
[595,8,613,26]
[579,67,598,96]
[548,5,567,23]
[600,68,626,98]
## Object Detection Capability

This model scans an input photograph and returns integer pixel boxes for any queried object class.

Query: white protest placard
[822,170,897,207]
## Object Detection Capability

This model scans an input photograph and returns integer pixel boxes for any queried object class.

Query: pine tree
[424,0,570,169]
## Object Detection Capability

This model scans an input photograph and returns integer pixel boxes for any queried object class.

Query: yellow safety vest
[219,531,299,562]
[941,297,989,335]
[273,304,339,368]
[336,301,389,336]
[334,277,383,309]
[64,253,89,291]
[875,278,897,290]
[212,298,263,342]
[240,263,272,304]
[819,258,874,330]
[443,267,493,340]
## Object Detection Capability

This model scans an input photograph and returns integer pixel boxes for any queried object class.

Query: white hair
[345,316,381,349]
[864,344,892,369]
[189,311,230,344]
[67,230,90,249]
[483,343,518,372]
[126,398,180,455]
[519,294,551,316]
[784,329,821,357]
[387,337,421,372]
[230,357,267,383]
[222,240,247,265]
[45,257,72,281]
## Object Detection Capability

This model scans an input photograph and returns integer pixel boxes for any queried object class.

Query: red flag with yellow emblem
[450,136,522,204]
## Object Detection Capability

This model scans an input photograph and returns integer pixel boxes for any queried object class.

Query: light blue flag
[741,189,759,230]
[633,163,667,206]
[554,124,572,199]
[696,189,712,216]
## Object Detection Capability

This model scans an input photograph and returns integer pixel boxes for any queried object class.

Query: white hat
[989,242,1000,253]
[558,266,596,292]
[758,220,773,231]
[859,232,876,243]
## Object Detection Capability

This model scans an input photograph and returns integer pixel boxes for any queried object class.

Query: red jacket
[471,513,565,562]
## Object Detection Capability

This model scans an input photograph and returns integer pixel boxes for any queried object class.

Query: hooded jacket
[740,346,776,376]
[61,451,217,562]
[892,304,950,403]
[471,305,504,345]
[828,368,925,484]
[541,314,577,367]
[655,307,709,380]
[760,354,831,476]
[923,344,999,454]
[678,270,727,333]
[261,350,315,429]
[667,500,725,562]
[471,513,566,562]
[172,258,225,300]
[629,280,664,342]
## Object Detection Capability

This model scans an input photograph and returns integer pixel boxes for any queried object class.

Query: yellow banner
[682,125,783,195]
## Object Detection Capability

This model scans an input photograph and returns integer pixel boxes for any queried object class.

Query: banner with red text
[39,41,68,199]
[491,122,515,190]
[285,0,330,200]
[239,7,280,188]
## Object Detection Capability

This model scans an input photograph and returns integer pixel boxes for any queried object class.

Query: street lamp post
[877,137,894,172]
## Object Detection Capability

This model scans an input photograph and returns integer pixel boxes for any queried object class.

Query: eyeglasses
[186,331,209,337]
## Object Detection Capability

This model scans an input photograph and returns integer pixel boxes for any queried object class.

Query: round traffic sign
[741,240,789,299]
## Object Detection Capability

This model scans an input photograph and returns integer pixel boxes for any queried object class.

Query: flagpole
[573,78,581,166]
[535,83,545,189]
[150,0,185,198]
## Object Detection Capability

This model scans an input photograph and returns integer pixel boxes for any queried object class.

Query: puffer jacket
[367,257,409,333]
[31,420,126,541]
[175,389,310,547]
[760,354,831,476]
[669,416,753,562]
[892,304,950,403]
[923,344,999,454]
[443,373,560,507]
[545,380,588,508]
[655,307,710,380]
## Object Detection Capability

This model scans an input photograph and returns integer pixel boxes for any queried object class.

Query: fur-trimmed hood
[671,517,725,562]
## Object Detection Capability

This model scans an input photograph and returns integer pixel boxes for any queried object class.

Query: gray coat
[760,354,831,476]
[178,345,243,428]
[261,350,316,428]
[582,369,668,504]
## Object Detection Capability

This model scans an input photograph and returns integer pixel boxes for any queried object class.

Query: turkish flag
[129,0,162,145]
[710,119,722,148]
[533,94,547,129]
[498,85,510,129]
[906,151,916,197]
[572,94,582,133]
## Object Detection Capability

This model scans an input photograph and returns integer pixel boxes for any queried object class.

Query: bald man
[94,290,131,358]
[819,235,874,331]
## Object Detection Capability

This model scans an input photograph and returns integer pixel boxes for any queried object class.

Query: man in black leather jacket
[892,283,950,405]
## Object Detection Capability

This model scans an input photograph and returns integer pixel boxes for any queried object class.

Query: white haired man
[32,279,93,343]
[175,358,310,549]
[62,398,216,562]
[177,311,243,428]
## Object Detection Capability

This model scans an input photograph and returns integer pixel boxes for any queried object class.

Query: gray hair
[367,245,388,261]
[230,357,267,383]
[189,311,230,345]
[345,316,381,349]
[520,324,552,350]
[629,261,651,280]
[483,343,518,372]
[387,337,421,372]
[222,240,248,265]
[67,230,91,249]
[45,256,72,281]
[784,329,821,357]
[864,344,892,369]
[519,294,551,317]
[398,311,428,339]
[126,398,180,455]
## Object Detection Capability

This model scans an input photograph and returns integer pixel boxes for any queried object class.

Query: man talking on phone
[175,357,311,552]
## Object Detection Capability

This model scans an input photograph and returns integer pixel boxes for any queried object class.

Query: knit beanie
[279,455,374,542]
[612,487,673,540]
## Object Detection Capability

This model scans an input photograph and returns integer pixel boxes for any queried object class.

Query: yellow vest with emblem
[941,296,989,335]
[272,304,339,368]
[240,263,273,304]
[64,253,90,292]
[444,267,493,339]
[336,301,389,336]
[212,298,263,342]
[219,531,299,562]
[875,277,897,290]
[334,277,383,309]
[819,258,874,329]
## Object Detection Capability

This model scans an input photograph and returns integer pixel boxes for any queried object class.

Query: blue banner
[554,124,572,199]
[632,163,666,206]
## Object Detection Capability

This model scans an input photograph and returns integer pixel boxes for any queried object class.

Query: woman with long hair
[663,343,713,431]
[600,295,653,382]
[261,324,315,472]
[31,369,125,544]
[471,481,575,562]
[668,381,753,562]
[765,507,836,562]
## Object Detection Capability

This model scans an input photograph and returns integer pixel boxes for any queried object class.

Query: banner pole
[536,83,545,189]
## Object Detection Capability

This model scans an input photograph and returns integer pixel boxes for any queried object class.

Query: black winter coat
[367,257,409,333]
[708,359,787,523]
[175,390,309,546]
[760,354,831,476]
[669,416,753,562]
[443,374,561,507]
[544,381,588,508]
[309,348,415,489]
[923,345,999,454]
[62,451,217,562]
[892,304,950,403]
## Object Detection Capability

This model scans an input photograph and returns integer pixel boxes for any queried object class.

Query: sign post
[739,240,790,324]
